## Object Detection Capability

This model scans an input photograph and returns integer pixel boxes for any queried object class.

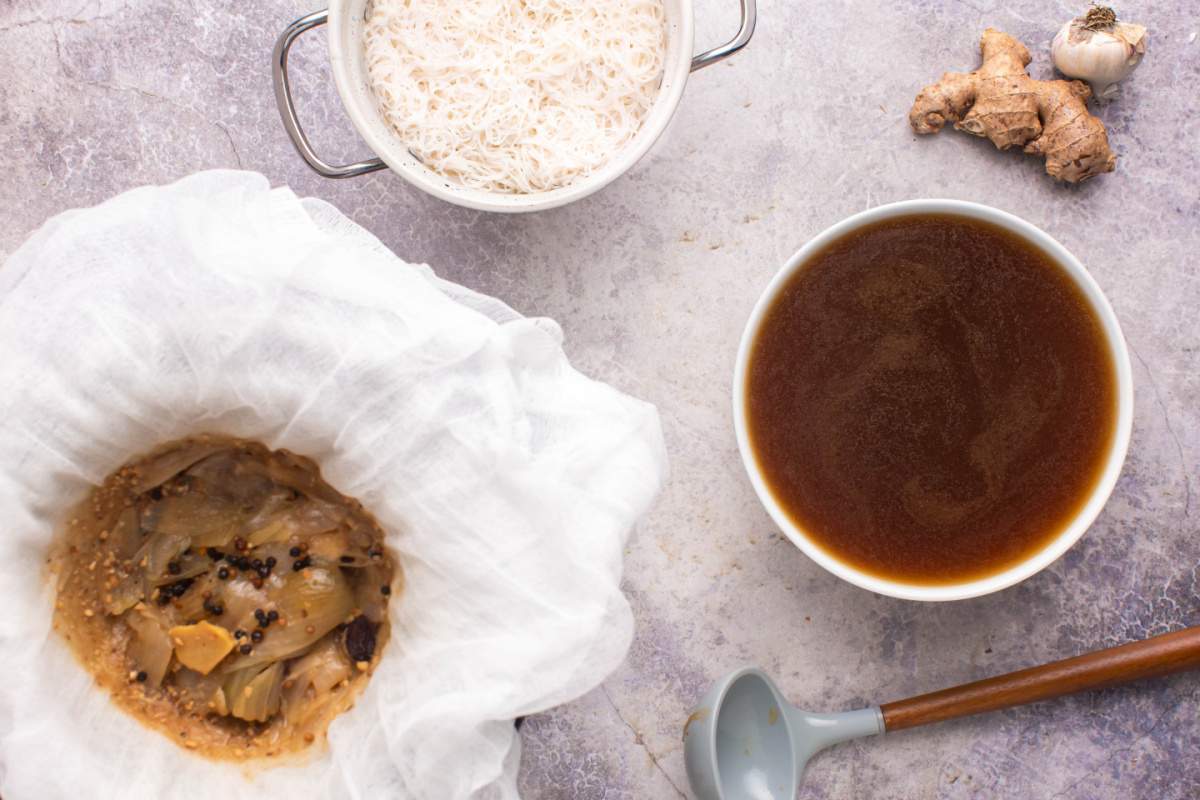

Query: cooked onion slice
[125,603,173,687]
[282,637,352,727]
[226,662,285,722]
[224,567,354,671]
[129,441,225,494]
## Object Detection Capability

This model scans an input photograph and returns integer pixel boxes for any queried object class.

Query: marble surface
[2,0,1197,797]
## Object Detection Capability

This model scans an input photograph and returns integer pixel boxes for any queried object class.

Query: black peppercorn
[250,630,263,643]
[267,609,279,621]
[217,567,230,580]
[288,546,302,558]
[208,548,224,562]
[265,556,277,568]
[234,629,246,639]
[239,644,252,655]
[380,584,391,596]
[251,558,263,570]
[136,671,148,682]
[254,608,266,622]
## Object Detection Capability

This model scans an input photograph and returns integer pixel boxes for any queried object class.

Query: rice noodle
[363,0,667,194]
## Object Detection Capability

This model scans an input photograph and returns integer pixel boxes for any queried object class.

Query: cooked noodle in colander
[363,0,667,194]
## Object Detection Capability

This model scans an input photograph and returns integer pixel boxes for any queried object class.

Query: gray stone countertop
[2,0,1197,797]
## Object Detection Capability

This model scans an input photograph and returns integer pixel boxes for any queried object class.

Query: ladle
[684,626,1200,799]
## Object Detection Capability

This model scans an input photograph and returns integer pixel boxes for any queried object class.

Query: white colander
[272,0,755,213]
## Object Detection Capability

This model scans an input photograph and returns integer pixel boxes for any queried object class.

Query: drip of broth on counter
[746,214,1116,585]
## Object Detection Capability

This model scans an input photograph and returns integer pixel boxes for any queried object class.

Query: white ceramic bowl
[732,199,1134,602]
[273,0,755,213]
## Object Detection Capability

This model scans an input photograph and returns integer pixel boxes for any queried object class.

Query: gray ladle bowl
[683,668,880,800]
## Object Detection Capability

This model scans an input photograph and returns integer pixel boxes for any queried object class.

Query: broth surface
[746,214,1116,585]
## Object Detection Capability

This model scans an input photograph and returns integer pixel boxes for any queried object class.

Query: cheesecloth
[0,171,666,799]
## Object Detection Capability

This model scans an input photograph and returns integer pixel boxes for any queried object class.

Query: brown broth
[746,214,1117,585]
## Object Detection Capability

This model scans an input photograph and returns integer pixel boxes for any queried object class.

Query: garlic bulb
[1051,6,1147,100]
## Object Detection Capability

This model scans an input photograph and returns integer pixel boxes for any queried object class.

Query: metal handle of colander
[272,10,386,180]
[691,0,757,72]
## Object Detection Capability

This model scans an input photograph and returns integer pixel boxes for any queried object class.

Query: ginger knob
[169,621,236,674]
[910,28,1116,183]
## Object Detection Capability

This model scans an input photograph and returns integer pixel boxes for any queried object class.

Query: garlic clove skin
[1051,10,1147,101]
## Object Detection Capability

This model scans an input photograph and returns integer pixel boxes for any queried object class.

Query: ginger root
[169,621,235,674]
[910,28,1116,182]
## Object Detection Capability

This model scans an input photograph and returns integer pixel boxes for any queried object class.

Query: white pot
[273,0,755,213]
[732,200,1135,602]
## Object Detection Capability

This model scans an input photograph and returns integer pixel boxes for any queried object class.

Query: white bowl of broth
[733,200,1133,601]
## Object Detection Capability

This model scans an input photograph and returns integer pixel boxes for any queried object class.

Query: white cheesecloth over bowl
[0,170,667,799]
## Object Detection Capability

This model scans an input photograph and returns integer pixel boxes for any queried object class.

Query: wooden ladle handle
[880,626,1200,732]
